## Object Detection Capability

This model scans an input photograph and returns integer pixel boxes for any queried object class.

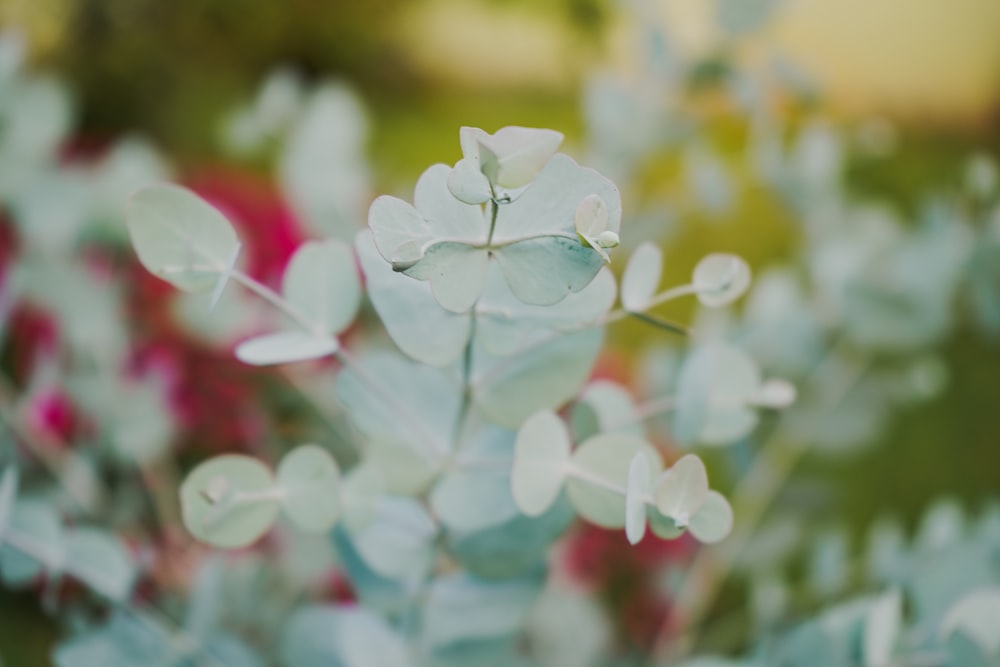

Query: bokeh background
[1,0,1000,663]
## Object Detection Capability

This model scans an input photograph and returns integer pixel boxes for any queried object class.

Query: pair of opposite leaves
[368,126,622,312]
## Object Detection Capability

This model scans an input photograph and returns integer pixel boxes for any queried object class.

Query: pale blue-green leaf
[863,588,901,667]
[511,411,571,517]
[432,426,519,532]
[108,378,174,465]
[356,230,470,367]
[235,331,339,366]
[940,589,1000,656]
[367,195,428,263]
[179,454,279,549]
[574,193,610,237]
[493,154,620,241]
[656,454,709,527]
[674,342,761,446]
[0,467,18,536]
[125,184,240,292]
[447,158,492,205]
[0,500,62,585]
[52,611,172,667]
[625,452,653,544]
[916,498,965,553]
[809,528,849,597]
[477,265,615,357]
[2,76,71,162]
[335,350,457,454]
[350,497,436,583]
[341,461,383,533]
[283,239,361,335]
[413,162,489,240]
[947,631,993,667]
[10,171,91,252]
[403,242,489,313]
[331,527,411,614]
[621,241,663,312]
[474,327,603,429]
[423,569,544,648]
[280,605,414,667]
[567,433,656,529]
[571,380,643,438]
[865,515,907,585]
[692,254,751,307]
[527,587,612,667]
[280,84,369,240]
[688,491,734,544]
[368,163,486,263]
[204,634,267,667]
[648,508,686,540]
[364,437,439,496]
[63,528,134,601]
[461,126,563,189]
[494,235,605,306]
[447,495,574,580]
[277,445,341,533]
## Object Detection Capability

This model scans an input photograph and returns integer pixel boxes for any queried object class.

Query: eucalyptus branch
[227,268,446,460]
[651,343,871,662]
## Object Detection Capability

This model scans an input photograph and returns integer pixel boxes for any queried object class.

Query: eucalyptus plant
[116,118,789,666]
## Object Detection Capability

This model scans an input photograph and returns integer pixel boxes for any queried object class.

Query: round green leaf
[179,454,279,549]
[447,159,492,205]
[125,184,240,293]
[692,253,751,307]
[475,327,604,429]
[402,242,490,313]
[235,331,339,366]
[277,445,342,533]
[940,588,1000,656]
[432,426,519,532]
[356,230,471,367]
[647,507,686,540]
[63,528,135,601]
[674,342,761,446]
[621,241,663,312]
[511,411,571,517]
[688,490,734,544]
[341,461,384,533]
[283,239,361,336]
[0,500,63,585]
[566,433,657,529]
[656,454,709,527]
[625,452,653,545]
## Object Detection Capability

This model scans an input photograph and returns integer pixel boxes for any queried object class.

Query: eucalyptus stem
[228,269,319,336]
[650,343,869,663]
[228,268,444,460]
